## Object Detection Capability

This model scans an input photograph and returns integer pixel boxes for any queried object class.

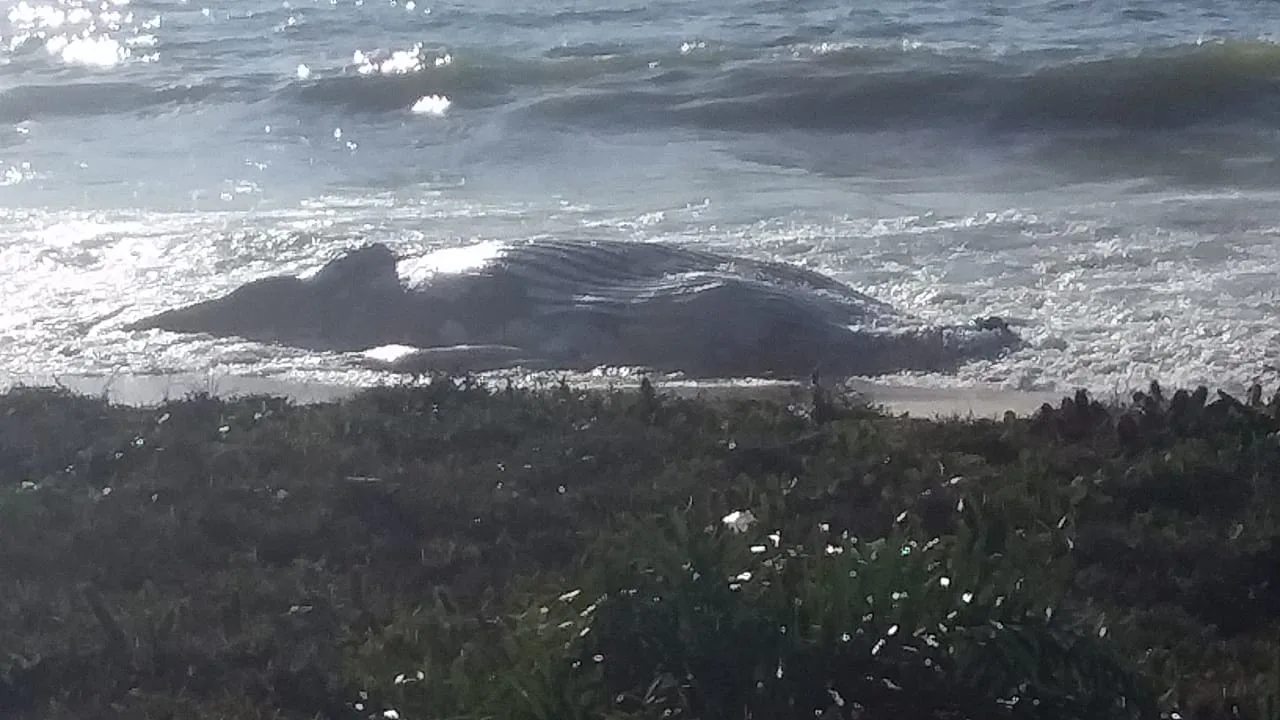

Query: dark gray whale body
[126,240,1022,378]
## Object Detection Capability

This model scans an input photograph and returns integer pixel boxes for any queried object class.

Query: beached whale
[125,239,1022,378]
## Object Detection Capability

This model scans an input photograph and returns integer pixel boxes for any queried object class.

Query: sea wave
[0,81,217,123]
[290,40,1280,133]
[289,43,739,112]
[8,39,1280,133]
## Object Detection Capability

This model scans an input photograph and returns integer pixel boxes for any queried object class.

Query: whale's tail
[125,244,408,351]
[126,275,316,341]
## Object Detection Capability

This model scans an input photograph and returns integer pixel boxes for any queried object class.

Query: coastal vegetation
[2,377,1279,719]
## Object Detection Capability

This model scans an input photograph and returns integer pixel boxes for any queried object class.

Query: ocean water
[3,0,1280,394]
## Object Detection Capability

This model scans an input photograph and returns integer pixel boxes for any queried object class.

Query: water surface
[4,0,1280,392]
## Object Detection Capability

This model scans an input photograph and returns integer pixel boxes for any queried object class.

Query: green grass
[1,377,1279,719]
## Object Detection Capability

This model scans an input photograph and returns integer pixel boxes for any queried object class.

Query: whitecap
[411,94,451,116]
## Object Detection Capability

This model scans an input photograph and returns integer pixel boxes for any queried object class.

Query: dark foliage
[0,379,1278,719]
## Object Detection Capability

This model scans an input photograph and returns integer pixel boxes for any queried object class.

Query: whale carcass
[125,239,1022,378]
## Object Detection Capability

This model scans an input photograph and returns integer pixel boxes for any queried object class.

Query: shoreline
[0,370,1066,418]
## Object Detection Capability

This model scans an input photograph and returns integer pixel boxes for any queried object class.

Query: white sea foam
[410,94,451,115]
[352,44,450,75]
[1,162,33,186]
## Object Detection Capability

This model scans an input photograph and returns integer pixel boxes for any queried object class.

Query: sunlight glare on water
[397,240,509,285]
[5,0,153,69]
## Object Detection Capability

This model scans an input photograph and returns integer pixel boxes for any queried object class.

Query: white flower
[721,510,756,533]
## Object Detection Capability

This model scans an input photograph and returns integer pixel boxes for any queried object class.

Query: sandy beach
[0,370,1066,418]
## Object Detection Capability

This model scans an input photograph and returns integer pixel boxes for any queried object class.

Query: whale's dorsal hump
[309,243,402,293]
